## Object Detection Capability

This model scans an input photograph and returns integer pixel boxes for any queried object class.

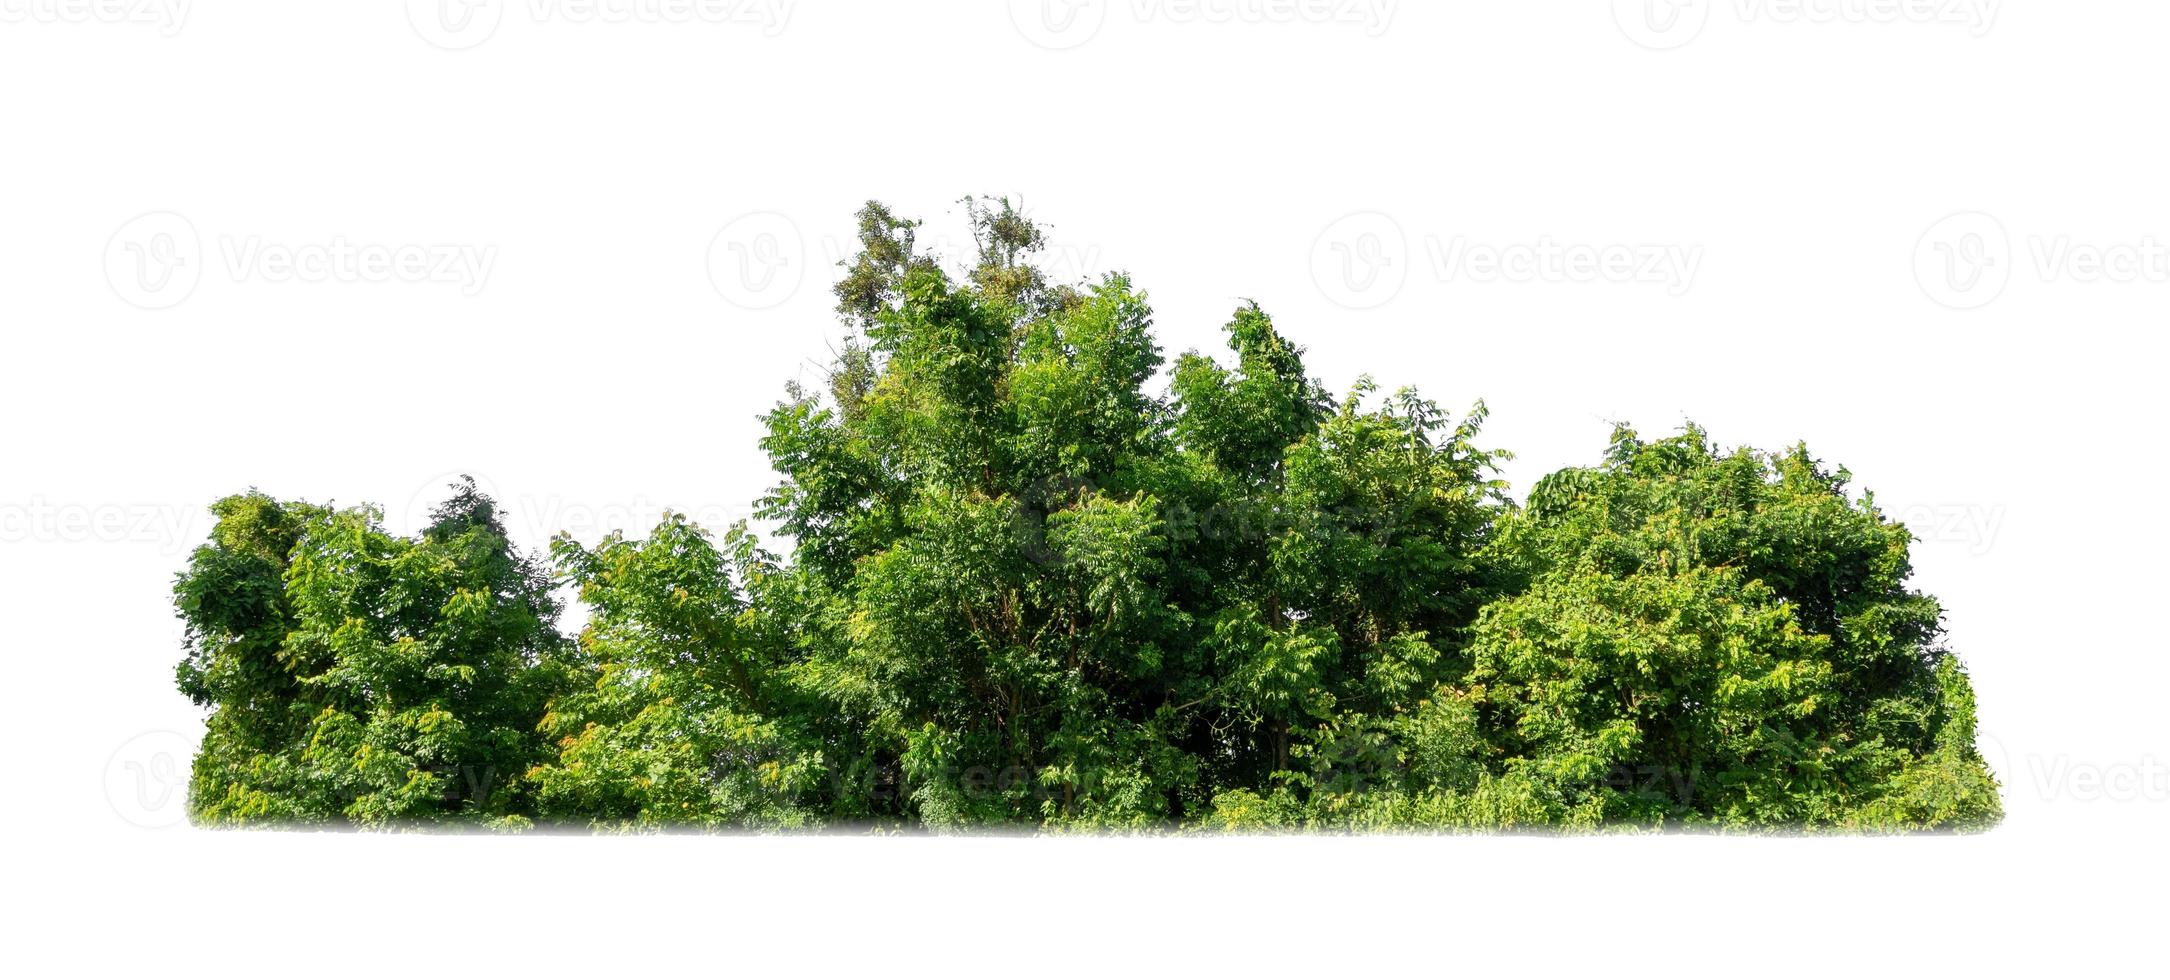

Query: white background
[4,0,2164,974]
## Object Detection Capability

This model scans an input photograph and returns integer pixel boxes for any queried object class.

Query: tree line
[172,198,2001,832]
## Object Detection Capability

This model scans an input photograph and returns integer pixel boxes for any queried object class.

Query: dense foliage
[173,198,2000,833]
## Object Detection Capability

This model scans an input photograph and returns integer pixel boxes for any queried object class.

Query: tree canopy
[173,197,2000,833]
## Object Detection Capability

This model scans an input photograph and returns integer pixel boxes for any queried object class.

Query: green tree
[758,204,1513,829]
[1467,425,2001,829]
[175,479,568,827]
[175,200,1999,833]
[527,515,827,829]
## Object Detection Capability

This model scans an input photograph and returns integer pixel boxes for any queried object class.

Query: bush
[172,198,2000,833]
